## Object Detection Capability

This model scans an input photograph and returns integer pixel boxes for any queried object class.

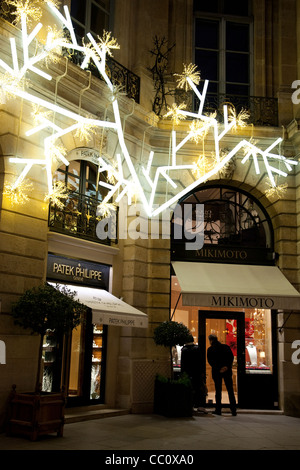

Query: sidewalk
[1,410,300,451]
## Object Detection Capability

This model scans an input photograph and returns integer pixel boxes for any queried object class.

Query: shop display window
[42,330,59,392]
[245,309,272,374]
[90,324,104,400]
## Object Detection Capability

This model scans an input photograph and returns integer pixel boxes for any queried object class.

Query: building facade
[1,0,300,430]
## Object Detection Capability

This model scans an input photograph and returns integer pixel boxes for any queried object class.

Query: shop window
[193,0,252,102]
[245,310,273,373]
[170,277,274,407]
[71,0,112,40]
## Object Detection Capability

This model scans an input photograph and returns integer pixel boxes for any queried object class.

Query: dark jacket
[207,341,234,372]
[181,343,201,378]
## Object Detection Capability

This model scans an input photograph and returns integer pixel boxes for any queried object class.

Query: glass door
[198,311,245,408]
[66,313,107,407]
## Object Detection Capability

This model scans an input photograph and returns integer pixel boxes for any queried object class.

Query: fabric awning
[49,283,148,328]
[172,262,300,310]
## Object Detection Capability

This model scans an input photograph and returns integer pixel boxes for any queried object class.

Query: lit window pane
[68,161,81,177]
[245,310,273,374]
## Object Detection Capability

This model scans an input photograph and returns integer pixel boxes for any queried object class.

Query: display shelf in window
[90,323,104,399]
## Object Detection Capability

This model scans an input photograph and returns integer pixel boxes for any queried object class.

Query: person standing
[181,336,207,411]
[207,334,237,416]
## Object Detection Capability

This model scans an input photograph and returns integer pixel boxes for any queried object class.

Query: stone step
[65,405,130,424]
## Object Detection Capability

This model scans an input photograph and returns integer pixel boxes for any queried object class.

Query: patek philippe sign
[47,254,110,289]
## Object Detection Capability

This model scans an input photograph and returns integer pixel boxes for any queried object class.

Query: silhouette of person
[207,334,237,416]
[181,335,207,411]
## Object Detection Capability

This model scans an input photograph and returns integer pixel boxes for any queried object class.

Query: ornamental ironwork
[171,185,275,265]
[64,46,140,104]
[48,191,117,245]
[176,90,279,127]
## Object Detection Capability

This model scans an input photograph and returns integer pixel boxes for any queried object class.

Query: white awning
[172,262,300,310]
[49,283,148,328]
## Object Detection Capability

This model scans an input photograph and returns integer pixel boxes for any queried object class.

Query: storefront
[45,254,148,407]
[171,185,300,410]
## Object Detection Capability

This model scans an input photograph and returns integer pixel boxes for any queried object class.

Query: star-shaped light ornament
[31,104,52,125]
[3,180,33,205]
[228,106,250,131]
[0,73,27,104]
[43,25,67,66]
[74,121,99,144]
[3,0,44,25]
[164,103,187,126]
[97,31,120,57]
[44,181,69,209]
[174,63,201,92]
[192,154,214,180]
[96,201,117,218]
[265,180,288,199]
[189,112,217,143]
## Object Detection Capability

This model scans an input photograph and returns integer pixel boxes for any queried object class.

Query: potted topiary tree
[6,282,87,441]
[153,320,194,417]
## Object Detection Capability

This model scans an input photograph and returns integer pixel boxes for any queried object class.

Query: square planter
[6,385,65,441]
[153,377,193,418]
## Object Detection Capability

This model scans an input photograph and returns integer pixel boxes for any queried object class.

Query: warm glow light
[44,181,69,209]
[0,2,297,215]
[174,63,201,91]
[3,180,33,205]
[164,103,187,126]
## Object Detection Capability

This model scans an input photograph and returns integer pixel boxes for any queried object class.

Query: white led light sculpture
[0,1,297,217]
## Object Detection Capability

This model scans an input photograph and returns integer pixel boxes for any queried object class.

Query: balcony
[64,47,140,104]
[48,191,117,245]
[176,91,279,127]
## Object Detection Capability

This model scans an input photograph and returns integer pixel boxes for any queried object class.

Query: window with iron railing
[188,0,278,126]
[69,0,140,103]
[48,160,117,244]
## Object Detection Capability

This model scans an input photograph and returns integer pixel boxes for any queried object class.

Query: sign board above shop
[172,261,300,311]
[47,254,110,290]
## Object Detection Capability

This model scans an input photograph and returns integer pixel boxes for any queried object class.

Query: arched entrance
[170,183,280,410]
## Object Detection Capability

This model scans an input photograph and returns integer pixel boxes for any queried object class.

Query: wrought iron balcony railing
[176,91,279,127]
[48,191,117,245]
[64,47,140,104]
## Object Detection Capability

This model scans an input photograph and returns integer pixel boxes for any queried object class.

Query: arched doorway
[170,183,279,410]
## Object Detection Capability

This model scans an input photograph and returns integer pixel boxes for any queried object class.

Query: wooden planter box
[153,378,193,418]
[6,385,65,441]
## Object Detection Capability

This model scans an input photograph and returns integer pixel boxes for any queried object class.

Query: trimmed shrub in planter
[153,321,194,417]
[6,283,87,441]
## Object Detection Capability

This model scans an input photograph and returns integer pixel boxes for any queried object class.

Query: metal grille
[48,191,117,245]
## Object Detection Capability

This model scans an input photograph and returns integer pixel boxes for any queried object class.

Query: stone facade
[0,0,300,429]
